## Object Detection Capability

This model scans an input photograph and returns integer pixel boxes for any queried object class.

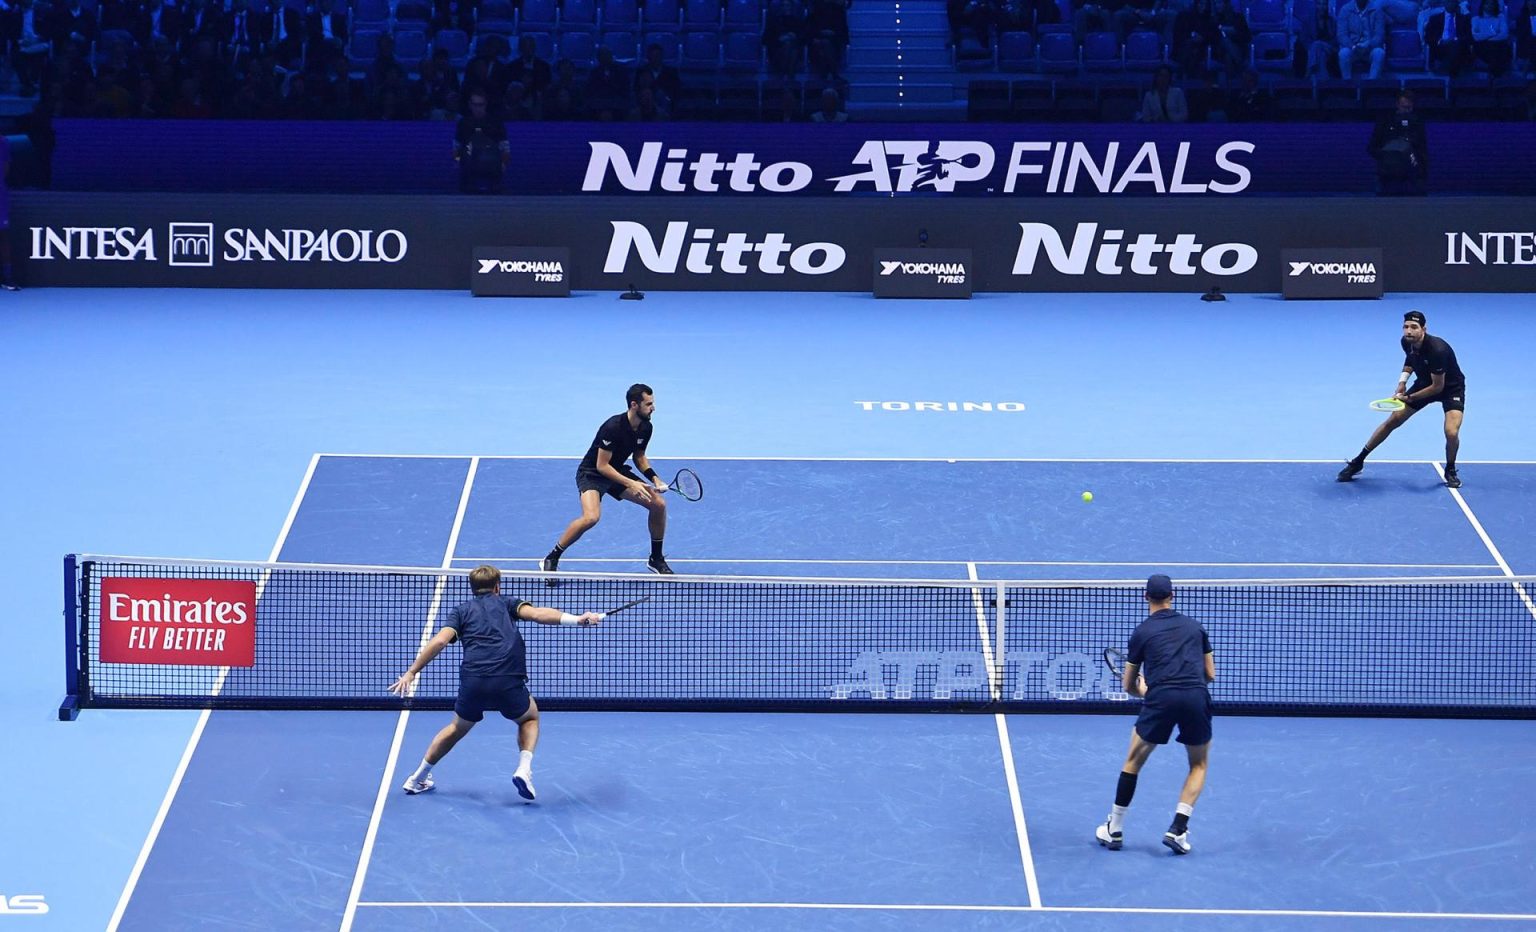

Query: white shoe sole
[513,773,536,801]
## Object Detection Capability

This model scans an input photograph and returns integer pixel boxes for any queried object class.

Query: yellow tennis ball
[1082,491,1094,503]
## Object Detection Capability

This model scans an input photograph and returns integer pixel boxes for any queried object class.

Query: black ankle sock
[650,539,665,559]
[1115,771,1138,807]
[1352,449,1369,467]
[1170,813,1189,834]
[547,545,564,562]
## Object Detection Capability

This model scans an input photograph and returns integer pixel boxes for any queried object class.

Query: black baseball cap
[1404,310,1426,327]
[1145,574,1173,600]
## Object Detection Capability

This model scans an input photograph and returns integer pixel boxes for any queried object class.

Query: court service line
[339,456,481,932]
[106,453,324,932]
[353,901,1536,921]
[458,557,1502,570]
[1435,463,1536,623]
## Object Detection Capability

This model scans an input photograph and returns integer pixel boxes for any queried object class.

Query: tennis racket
[1103,648,1127,677]
[596,595,651,620]
[1368,397,1406,412]
[659,468,703,502]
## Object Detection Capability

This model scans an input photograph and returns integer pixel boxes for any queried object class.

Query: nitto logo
[583,142,813,193]
[1012,222,1257,276]
[28,227,156,261]
[0,894,49,915]
[604,221,845,275]
[168,223,215,267]
[1289,261,1377,276]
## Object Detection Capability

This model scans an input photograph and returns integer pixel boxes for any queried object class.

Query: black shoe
[647,555,674,575]
[539,555,560,587]
[1445,469,1461,489]
[1336,461,1363,482]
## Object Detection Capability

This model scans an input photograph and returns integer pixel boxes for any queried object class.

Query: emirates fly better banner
[98,577,257,666]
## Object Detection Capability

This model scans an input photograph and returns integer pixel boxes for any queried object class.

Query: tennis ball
[1082,491,1094,503]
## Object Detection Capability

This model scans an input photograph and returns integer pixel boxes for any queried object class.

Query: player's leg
[623,485,672,574]
[1442,407,1463,487]
[544,490,605,583]
[1339,405,1418,480]
[1098,718,1163,850]
[403,714,477,794]
[1163,691,1212,854]
[512,695,540,801]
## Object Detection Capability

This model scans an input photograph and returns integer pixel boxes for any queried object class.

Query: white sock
[1108,805,1128,834]
[411,759,433,781]
[1176,801,1194,818]
[517,749,534,774]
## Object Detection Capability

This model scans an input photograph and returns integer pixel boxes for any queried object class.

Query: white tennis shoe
[513,770,537,802]
[401,774,435,795]
[1095,821,1123,851]
[1163,829,1191,855]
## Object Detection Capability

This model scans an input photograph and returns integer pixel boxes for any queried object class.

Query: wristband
[559,612,578,626]
[642,467,658,480]
[1397,373,1408,384]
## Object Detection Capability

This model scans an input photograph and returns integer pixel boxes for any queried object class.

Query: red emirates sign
[99,577,257,667]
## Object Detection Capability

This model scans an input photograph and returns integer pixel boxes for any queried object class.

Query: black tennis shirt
[578,413,653,471]
[1401,334,1465,393]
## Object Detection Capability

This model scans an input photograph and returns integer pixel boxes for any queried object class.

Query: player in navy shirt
[1095,575,1215,856]
[542,383,674,581]
[1338,310,1467,488]
[389,565,600,801]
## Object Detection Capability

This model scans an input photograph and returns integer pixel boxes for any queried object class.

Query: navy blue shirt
[578,413,652,472]
[1401,334,1465,392]
[1127,608,1211,692]
[443,594,531,678]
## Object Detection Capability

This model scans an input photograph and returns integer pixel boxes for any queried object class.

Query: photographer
[1368,89,1428,196]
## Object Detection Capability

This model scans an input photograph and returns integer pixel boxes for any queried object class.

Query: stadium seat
[393,28,429,63]
[1245,0,1286,31]
[394,0,432,28]
[644,0,682,27]
[724,0,762,27]
[561,27,597,65]
[347,29,383,71]
[564,0,599,27]
[680,28,721,68]
[1038,30,1078,73]
[434,28,471,68]
[998,31,1037,71]
[722,28,760,70]
[602,0,640,28]
[1386,28,1427,73]
[353,0,389,29]
[520,0,559,30]
[645,30,682,61]
[1081,30,1121,70]
[522,30,557,59]
[601,29,638,59]
[1123,30,1164,70]
[1249,30,1291,72]
[684,0,722,27]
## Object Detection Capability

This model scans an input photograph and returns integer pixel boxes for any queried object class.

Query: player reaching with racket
[543,383,675,582]
[389,564,605,801]
[1337,310,1467,489]
[1095,575,1215,855]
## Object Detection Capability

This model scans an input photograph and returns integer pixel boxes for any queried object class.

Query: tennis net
[61,554,1536,719]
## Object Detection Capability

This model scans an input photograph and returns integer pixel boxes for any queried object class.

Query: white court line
[993,716,1041,909]
[458,556,1501,570]
[965,563,999,700]
[315,453,1536,464]
[1435,463,1536,623]
[339,456,481,932]
[106,453,324,932]
[353,901,1536,921]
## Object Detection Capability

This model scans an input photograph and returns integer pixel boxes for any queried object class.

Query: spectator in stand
[1172,0,1217,78]
[1337,0,1386,77]
[223,0,259,65]
[1369,89,1428,195]
[49,0,98,54]
[1074,0,1129,40]
[1139,64,1189,120]
[585,45,631,119]
[1117,0,1171,44]
[635,43,681,111]
[1295,0,1338,76]
[507,34,552,113]
[810,85,848,120]
[1422,0,1472,73]
[765,0,807,75]
[1210,0,1250,78]
[433,0,476,34]
[1225,68,1273,119]
[306,0,348,70]
[11,0,55,95]
[629,72,670,120]
[1469,0,1511,72]
[454,90,509,192]
[544,58,584,119]
[806,0,850,75]
[503,80,535,119]
[422,49,461,113]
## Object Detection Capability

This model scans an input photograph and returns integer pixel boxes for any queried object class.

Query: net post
[994,580,1007,703]
[58,554,80,721]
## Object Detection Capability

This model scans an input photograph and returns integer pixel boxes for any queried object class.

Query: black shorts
[454,673,531,723]
[1135,687,1212,746]
[576,465,640,500]
[1406,383,1466,413]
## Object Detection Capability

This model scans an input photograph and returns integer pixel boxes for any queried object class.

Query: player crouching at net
[389,564,600,802]
[1096,575,1216,856]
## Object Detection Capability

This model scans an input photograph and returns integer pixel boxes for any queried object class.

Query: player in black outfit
[1337,310,1466,488]
[542,384,673,581]
[1095,575,1215,856]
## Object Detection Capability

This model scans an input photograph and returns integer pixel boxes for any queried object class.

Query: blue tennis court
[5,289,1536,930]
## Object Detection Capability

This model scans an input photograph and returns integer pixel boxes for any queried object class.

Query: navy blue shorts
[1135,687,1213,746]
[576,466,641,500]
[1406,383,1465,413]
[454,674,531,723]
